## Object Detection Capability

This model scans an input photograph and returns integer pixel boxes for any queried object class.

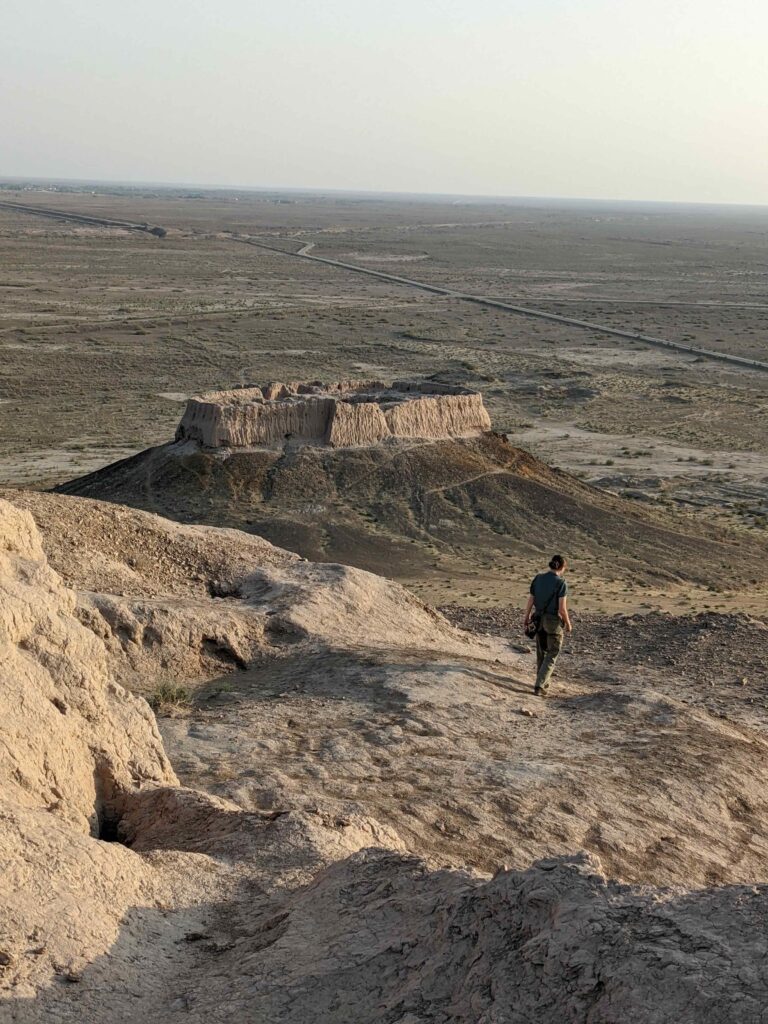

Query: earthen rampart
[176,379,491,449]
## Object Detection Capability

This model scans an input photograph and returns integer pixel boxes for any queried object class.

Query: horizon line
[1,174,766,211]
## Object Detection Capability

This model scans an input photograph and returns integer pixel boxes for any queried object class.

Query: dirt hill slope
[56,432,768,607]
[3,491,768,1021]
[6,487,768,887]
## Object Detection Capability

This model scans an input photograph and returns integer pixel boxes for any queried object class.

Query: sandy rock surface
[176,850,768,1024]
[0,495,414,1013]
[3,490,768,1022]
[0,498,175,831]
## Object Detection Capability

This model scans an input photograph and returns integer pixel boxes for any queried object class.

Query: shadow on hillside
[6,835,766,1024]
[192,642,533,714]
[2,886,276,1023]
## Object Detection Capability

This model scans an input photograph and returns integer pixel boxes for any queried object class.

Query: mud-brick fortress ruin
[176,379,492,449]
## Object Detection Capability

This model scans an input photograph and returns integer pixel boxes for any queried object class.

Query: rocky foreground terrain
[2,488,768,1023]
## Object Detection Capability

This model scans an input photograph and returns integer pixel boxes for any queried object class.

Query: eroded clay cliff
[0,499,176,835]
[175,379,492,449]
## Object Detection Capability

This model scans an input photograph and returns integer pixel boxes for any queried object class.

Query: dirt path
[421,467,506,496]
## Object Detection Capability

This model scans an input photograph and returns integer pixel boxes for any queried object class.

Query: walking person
[523,555,573,696]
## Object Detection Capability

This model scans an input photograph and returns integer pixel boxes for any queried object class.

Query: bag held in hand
[525,577,563,639]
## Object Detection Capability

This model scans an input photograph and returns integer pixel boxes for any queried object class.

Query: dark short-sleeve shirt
[530,571,567,615]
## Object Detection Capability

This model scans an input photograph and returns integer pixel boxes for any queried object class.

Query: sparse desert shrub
[147,683,190,715]
[206,682,234,698]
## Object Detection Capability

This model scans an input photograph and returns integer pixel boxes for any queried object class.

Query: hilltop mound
[57,383,767,602]
[3,491,768,1021]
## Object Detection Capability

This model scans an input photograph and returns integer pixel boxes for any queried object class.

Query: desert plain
[2,186,768,610]
[1,184,768,1022]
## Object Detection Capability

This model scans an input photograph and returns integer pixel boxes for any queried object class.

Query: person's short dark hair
[549,554,567,571]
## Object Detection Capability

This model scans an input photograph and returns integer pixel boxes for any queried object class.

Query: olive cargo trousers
[535,613,564,693]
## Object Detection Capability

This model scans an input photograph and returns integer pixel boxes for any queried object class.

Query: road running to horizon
[231,234,768,374]
[3,197,766,373]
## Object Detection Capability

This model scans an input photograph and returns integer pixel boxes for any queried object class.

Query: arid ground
[2,185,768,1022]
[2,186,768,611]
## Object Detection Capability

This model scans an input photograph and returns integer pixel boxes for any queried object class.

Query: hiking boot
[533,687,548,698]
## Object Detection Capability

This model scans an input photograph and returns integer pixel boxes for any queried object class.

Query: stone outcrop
[175,379,492,449]
[0,499,176,836]
[0,494,415,1002]
[0,497,180,998]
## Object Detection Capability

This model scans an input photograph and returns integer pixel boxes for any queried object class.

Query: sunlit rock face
[175,379,492,449]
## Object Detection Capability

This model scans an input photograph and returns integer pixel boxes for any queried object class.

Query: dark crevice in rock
[207,580,243,600]
[202,637,248,670]
[97,810,127,844]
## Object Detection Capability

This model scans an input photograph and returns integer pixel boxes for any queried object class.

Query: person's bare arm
[523,594,534,628]
[559,595,572,633]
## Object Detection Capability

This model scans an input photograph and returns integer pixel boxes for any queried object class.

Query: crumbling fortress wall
[176,379,492,449]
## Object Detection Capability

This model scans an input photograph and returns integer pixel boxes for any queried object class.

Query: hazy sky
[2,0,766,203]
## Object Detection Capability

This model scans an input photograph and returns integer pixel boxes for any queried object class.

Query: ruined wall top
[176,379,492,449]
